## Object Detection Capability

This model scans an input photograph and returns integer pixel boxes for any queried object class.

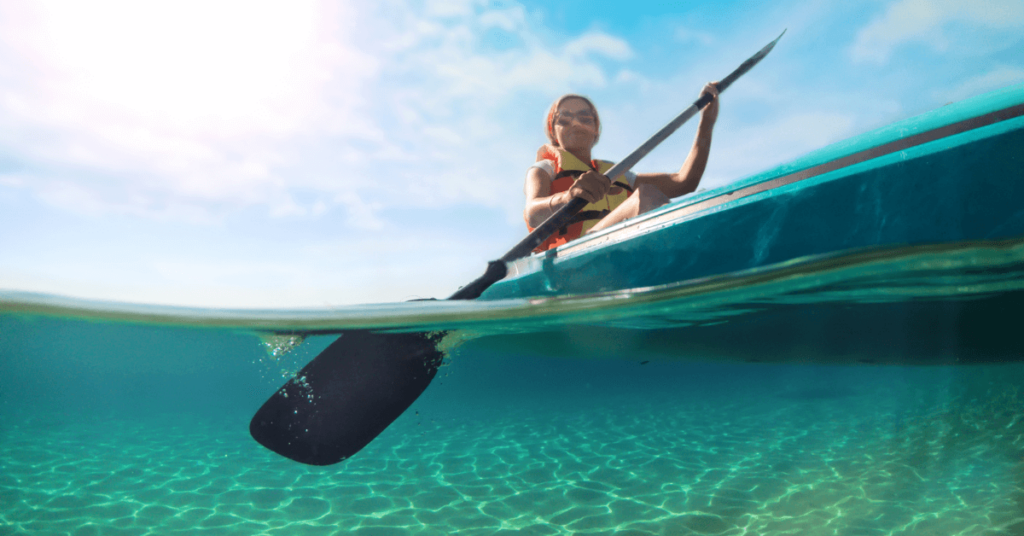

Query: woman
[524,82,719,252]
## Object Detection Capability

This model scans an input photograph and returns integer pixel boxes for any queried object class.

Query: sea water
[1,239,1023,535]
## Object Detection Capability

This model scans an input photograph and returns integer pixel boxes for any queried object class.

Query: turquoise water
[2,239,1023,535]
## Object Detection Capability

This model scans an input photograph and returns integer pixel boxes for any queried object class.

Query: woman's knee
[635,183,670,214]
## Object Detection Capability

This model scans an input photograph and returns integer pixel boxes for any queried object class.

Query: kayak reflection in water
[524,82,720,252]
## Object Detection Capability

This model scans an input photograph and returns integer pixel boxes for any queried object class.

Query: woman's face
[553,98,598,152]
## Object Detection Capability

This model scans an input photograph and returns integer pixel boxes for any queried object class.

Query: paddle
[250,30,786,466]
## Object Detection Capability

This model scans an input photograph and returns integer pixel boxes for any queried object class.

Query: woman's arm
[524,167,558,228]
[524,166,610,228]
[634,82,719,199]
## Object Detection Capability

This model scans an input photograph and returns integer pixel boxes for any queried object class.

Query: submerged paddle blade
[250,330,444,466]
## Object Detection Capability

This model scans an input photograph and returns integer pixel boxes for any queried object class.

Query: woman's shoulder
[528,159,555,178]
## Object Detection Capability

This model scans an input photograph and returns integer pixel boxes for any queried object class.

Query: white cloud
[564,32,633,61]
[320,2,637,219]
[479,5,526,31]
[851,0,1024,64]
[331,191,386,230]
[0,0,634,225]
[933,66,1024,103]
[0,0,382,222]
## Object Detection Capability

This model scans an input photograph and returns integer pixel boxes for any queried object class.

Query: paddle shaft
[450,30,785,301]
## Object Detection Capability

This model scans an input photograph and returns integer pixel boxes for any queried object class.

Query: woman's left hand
[700,82,719,125]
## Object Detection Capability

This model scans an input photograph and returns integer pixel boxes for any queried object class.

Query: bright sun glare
[20,0,327,137]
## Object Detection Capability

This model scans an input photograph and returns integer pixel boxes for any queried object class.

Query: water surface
[2,239,1023,535]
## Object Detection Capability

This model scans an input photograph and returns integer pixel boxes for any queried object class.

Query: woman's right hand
[567,170,610,204]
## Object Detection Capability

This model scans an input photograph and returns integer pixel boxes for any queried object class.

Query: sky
[1,0,1023,309]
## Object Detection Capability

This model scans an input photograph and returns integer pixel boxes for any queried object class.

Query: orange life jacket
[527,145,633,252]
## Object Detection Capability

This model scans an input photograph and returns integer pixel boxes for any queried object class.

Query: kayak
[479,83,1024,301]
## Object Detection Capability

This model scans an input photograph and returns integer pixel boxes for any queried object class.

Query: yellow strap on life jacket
[553,149,632,235]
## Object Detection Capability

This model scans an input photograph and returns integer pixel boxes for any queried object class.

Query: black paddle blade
[250,330,444,466]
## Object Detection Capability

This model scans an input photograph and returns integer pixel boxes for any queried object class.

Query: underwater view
[3,0,1024,534]
[2,239,1023,535]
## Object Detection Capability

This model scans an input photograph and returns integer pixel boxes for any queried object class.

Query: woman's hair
[545,94,601,146]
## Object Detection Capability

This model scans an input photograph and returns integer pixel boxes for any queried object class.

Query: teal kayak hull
[480,84,1024,301]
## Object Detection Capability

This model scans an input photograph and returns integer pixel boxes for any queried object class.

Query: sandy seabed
[2,380,1022,536]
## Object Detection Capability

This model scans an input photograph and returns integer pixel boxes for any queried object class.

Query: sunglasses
[554,111,596,127]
